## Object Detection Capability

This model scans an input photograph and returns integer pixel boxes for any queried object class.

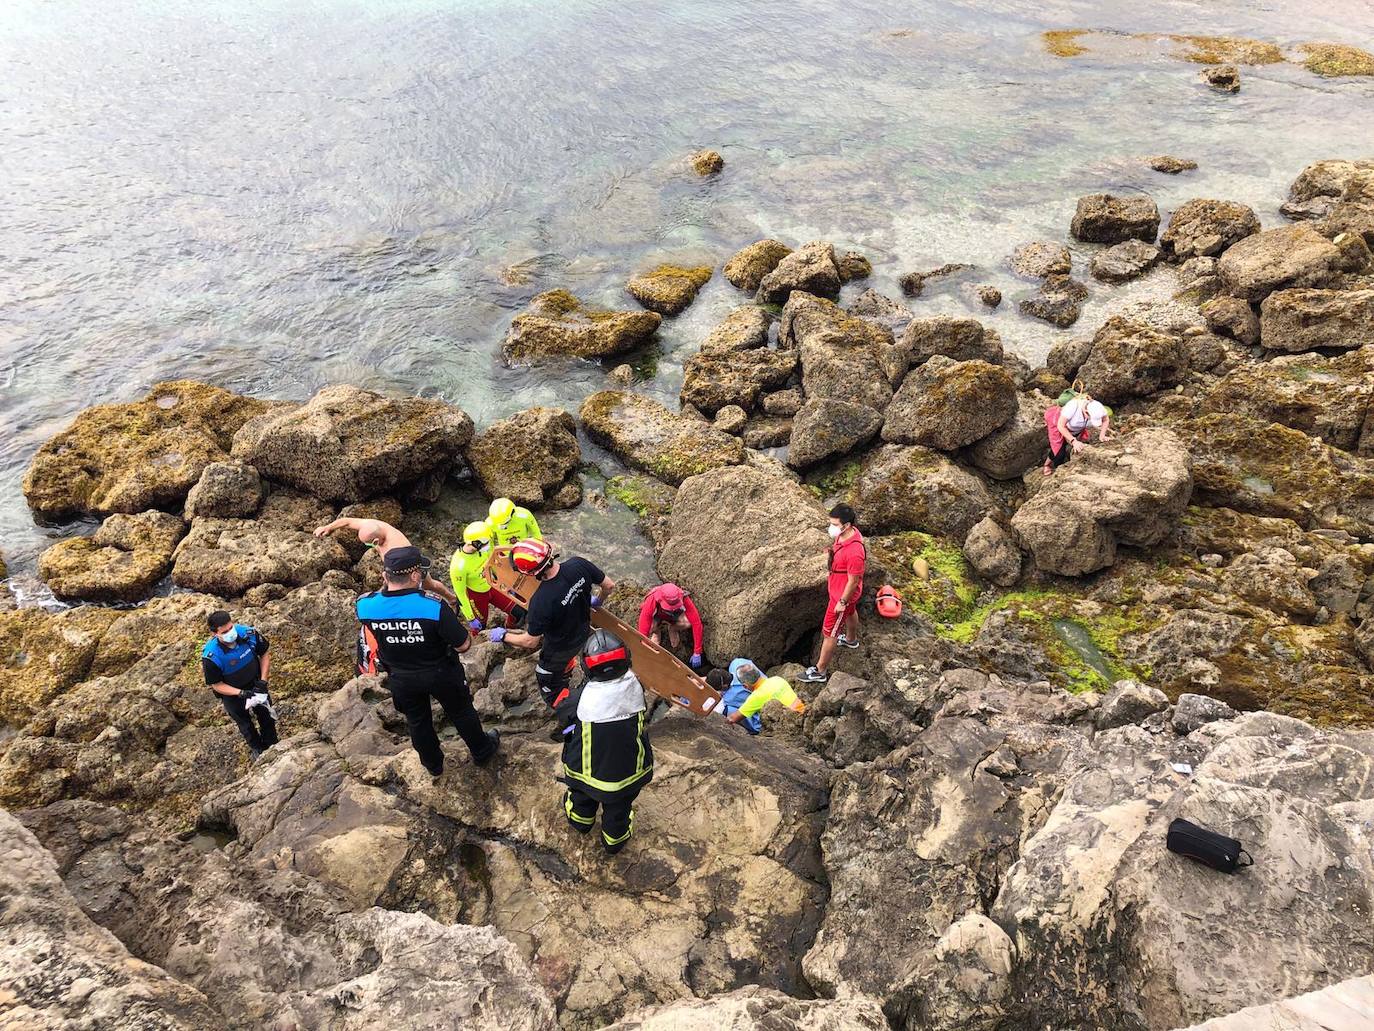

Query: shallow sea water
[1,0,1372,580]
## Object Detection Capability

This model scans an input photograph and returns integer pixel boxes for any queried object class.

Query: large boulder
[894,317,1002,384]
[232,385,473,504]
[465,407,582,510]
[787,399,883,470]
[603,988,889,1030]
[1070,193,1160,244]
[680,348,799,414]
[1259,288,1374,352]
[501,289,662,361]
[1077,315,1188,403]
[23,381,268,522]
[882,358,1017,450]
[848,444,997,539]
[966,391,1050,480]
[1089,240,1163,282]
[39,511,186,603]
[1217,224,1345,301]
[1200,295,1260,346]
[0,606,120,726]
[183,461,264,519]
[1009,241,1071,278]
[0,809,223,1029]
[757,241,842,305]
[1011,429,1193,575]
[172,519,352,596]
[1018,274,1089,328]
[723,239,793,292]
[887,912,1016,1031]
[784,293,896,412]
[1283,158,1374,220]
[701,305,772,353]
[658,465,827,666]
[627,264,713,316]
[1159,199,1261,260]
[963,516,1022,587]
[580,391,744,486]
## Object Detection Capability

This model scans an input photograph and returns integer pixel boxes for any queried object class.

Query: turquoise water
[1,0,1372,580]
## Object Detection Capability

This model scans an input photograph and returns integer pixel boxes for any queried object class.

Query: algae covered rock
[1077,315,1187,403]
[23,380,269,522]
[1259,288,1374,353]
[1202,64,1241,91]
[690,148,725,175]
[963,516,1022,587]
[1284,158,1374,220]
[848,444,997,539]
[232,384,472,504]
[1149,155,1198,174]
[627,264,712,316]
[658,464,827,665]
[1018,274,1089,327]
[723,239,793,292]
[1011,428,1192,576]
[183,460,264,519]
[580,391,744,486]
[0,606,119,725]
[1200,295,1259,345]
[465,406,582,510]
[700,305,771,353]
[1009,241,1071,279]
[1202,350,1374,451]
[882,358,1017,451]
[679,347,798,414]
[786,292,896,412]
[896,316,1002,378]
[1160,198,1260,260]
[172,518,352,596]
[757,241,842,305]
[1217,224,1344,301]
[1298,42,1374,78]
[39,510,186,603]
[502,288,662,362]
[1070,193,1160,244]
[787,398,883,471]
[837,250,873,283]
[604,987,888,1030]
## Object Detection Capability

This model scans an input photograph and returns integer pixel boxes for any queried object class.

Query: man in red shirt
[800,504,864,684]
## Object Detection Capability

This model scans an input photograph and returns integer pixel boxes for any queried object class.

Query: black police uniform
[355,586,496,775]
[202,625,277,754]
[526,556,605,707]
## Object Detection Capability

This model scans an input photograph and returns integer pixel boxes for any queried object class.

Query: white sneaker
[837,635,860,649]
[799,665,830,683]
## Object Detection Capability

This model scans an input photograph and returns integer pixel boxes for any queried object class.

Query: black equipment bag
[1166,818,1253,873]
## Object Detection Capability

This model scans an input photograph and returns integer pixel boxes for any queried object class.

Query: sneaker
[249,748,263,762]
[799,666,830,684]
[474,729,501,767]
[837,635,860,649]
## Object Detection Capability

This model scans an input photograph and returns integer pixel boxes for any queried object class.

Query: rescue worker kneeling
[558,629,652,855]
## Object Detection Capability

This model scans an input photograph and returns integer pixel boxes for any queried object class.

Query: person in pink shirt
[637,583,705,669]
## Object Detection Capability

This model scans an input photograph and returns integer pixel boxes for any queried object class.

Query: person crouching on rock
[559,629,653,855]
[355,546,500,780]
[487,538,615,714]
[637,582,704,669]
[1043,385,1113,476]
[800,504,865,685]
[202,610,277,761]
[719,661,805,732]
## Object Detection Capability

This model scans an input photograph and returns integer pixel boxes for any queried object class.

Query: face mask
[828,524,843,538]
[217,628,239,645]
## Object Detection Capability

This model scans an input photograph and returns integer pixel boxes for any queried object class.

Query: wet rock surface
[503,289,662,362]
[39,511,186,602]
[581,391,745,485]
[1070,193,1161,244]
[466,406,583,510]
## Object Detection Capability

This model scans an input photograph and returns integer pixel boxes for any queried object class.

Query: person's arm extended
[1056,410,1082,451]
[451,561,476,622]
[424,573,457,606]
[437,603,471,656]
[501,628,542,651]
[314,516,363,538]
[1098,414,1113,441]
[254,634,272,685]
[596,575,616,604]
[685,597,704,654]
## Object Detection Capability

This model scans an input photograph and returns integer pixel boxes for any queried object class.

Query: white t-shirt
[1063,397,1108,433]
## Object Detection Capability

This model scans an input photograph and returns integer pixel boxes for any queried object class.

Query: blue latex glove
[488,628,507,643]
[689,654,702,669]
[468,619,483,632]
[589,595,602,609]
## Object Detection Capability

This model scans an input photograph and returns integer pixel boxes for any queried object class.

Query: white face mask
[828,524,843,538]
[217,628,239,645]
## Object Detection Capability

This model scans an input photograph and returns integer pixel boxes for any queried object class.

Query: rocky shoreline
[3,156,1374,1029]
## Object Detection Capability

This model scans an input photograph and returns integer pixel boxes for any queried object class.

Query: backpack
[1166,817,1253,873]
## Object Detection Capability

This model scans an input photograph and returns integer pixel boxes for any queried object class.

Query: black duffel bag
[1167,817,1253,873]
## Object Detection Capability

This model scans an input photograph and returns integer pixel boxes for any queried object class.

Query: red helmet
[876,585,903,619]
[511,538,554,577]
[581,629,632,682]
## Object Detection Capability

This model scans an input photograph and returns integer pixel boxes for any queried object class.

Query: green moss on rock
[1299,42,1374,77]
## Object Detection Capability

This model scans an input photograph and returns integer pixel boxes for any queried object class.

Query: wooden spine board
[482,547,722,716]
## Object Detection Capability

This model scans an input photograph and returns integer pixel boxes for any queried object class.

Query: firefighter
[558,628,653,855]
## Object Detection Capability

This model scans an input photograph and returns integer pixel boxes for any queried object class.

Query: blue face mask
[217,628,239,646]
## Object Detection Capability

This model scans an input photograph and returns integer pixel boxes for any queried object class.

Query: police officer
[489,538,615,711]
[559,629,653,855]
[355,546,499,778]
[202,609,277,760]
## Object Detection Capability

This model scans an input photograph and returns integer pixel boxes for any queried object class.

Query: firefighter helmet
[581,628,632,682]
[510,537,554,577]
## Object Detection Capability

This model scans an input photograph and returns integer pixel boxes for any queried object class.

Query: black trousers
[389,670,493,775]
[564,784,642,854]
[220,693,278,753]
[536,656,576,708]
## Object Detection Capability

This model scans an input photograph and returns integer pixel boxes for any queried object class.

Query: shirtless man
[314,516,456,605]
